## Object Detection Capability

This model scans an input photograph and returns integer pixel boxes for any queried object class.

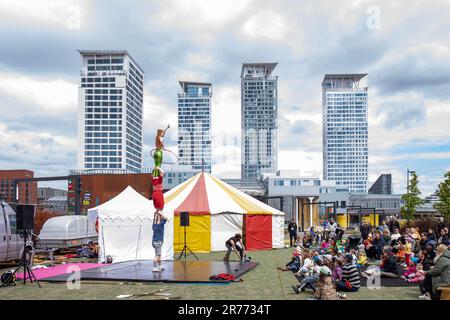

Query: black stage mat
[42,260,258,283]
[358,267,419,288]
[359,276,418,287]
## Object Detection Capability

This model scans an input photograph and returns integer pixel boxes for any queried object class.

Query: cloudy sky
[1,0,450,195]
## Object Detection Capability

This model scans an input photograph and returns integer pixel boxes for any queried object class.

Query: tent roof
[88,186,154,220]
[165,172,284,216]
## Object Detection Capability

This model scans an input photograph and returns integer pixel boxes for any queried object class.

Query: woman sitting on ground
[362,248,400,279]
[419,244,450,300]
[437,227,449,246]
[335,254,361,292]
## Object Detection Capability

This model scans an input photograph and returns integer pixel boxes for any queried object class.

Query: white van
[0,200,33,262]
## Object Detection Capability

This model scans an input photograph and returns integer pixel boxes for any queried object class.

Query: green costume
[152,148,163,177]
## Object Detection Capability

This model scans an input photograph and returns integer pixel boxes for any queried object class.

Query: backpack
[209,273,236,281]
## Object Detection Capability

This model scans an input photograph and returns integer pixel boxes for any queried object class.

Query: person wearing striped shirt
[336,254,361,292]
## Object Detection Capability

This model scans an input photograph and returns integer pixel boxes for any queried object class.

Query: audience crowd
[280,217,450,300]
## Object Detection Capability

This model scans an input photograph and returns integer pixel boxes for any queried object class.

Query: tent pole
[136,224,142,260]
[101,224,106,263]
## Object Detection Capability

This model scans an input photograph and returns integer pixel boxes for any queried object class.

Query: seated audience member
[419,249,433,271]
[437,227,449,246]
[363,234,372,250]
[419,232,429,251]
[390,228,402,246]
[303,233,312,249]
[419,244,450,300]
[403,262,426,284]
[366,231,385,261]
[356,249,368,268]
[331,258,343,282]
[77,241,98,258]
[279,248,302,272]
[426,243,436,261]
[396,243,406,263]
[427,228,438,244]
[314,266,338,300]
[296,250,313,278]
[362,249,400,279]
[413,235,422,255]
[404,238,413,267]
[335,254,360,292]
[382,228,391,245]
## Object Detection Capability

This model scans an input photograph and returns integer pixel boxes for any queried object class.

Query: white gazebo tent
[87,186,174,263]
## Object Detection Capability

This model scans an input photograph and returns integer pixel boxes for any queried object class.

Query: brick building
[0,170,37,204]
[71,172,153,214]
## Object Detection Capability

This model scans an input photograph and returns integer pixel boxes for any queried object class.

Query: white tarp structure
[39,215,96,240]
[87,186,174,263]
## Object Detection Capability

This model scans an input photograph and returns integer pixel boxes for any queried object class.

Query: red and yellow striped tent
[163,172,285,253]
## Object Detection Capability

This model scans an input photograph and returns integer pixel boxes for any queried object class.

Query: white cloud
[278,150,322,178]
[157,0,251,29]
[0,0,87,30]
[242,11,288,41]
[0,70,77,113]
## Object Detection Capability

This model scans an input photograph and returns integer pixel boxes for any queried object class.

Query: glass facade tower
[322,74,368,193]
[177,81,212,172]
[77,50,144,172]
[241,63,279,180]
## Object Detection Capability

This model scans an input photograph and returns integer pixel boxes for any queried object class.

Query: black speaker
[16,205,35,231]
[180,211,189,227]
[341,201,346,208]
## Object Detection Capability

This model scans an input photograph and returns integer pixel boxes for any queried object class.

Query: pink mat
[15,263,101,280]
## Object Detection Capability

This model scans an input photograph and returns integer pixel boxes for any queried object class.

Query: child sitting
[279,248,302,272]
[356,249,368,268]
[314,266,338,300]
[396,243,406,263]
[331,258,343,282]
[319,240,329,254]
[349,249,358,265]
[405,264,425,283]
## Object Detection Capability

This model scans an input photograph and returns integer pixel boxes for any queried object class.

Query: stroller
[334,227,345,241]
[345,235,361,252]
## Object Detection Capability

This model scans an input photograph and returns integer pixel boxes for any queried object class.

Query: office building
[177,81,212,172]
[369,174,392,194]
[322,74,368,193]
[77,50,144,172]
[241,63,278,180]
[262,170,349,228]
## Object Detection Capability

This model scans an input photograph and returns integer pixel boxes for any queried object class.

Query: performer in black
[223,234,246,261]
[288,219,298,247]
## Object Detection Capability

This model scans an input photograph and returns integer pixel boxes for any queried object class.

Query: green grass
[0,248,420,300]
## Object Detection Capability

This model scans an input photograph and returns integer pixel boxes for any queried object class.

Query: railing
[80,70,127,77]
[69,168,153,175]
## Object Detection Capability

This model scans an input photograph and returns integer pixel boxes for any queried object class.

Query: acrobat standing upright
[152,125,170,177]
[151,166,167,272]
[151,126,169,272]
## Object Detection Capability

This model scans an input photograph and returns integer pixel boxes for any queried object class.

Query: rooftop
[241,62,278,77]
[77,49,145,73]
[179,81,212,91]
[322,73,367,85]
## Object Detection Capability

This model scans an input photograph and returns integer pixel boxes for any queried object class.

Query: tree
[401,172,425,221]
[434,171,450,220]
